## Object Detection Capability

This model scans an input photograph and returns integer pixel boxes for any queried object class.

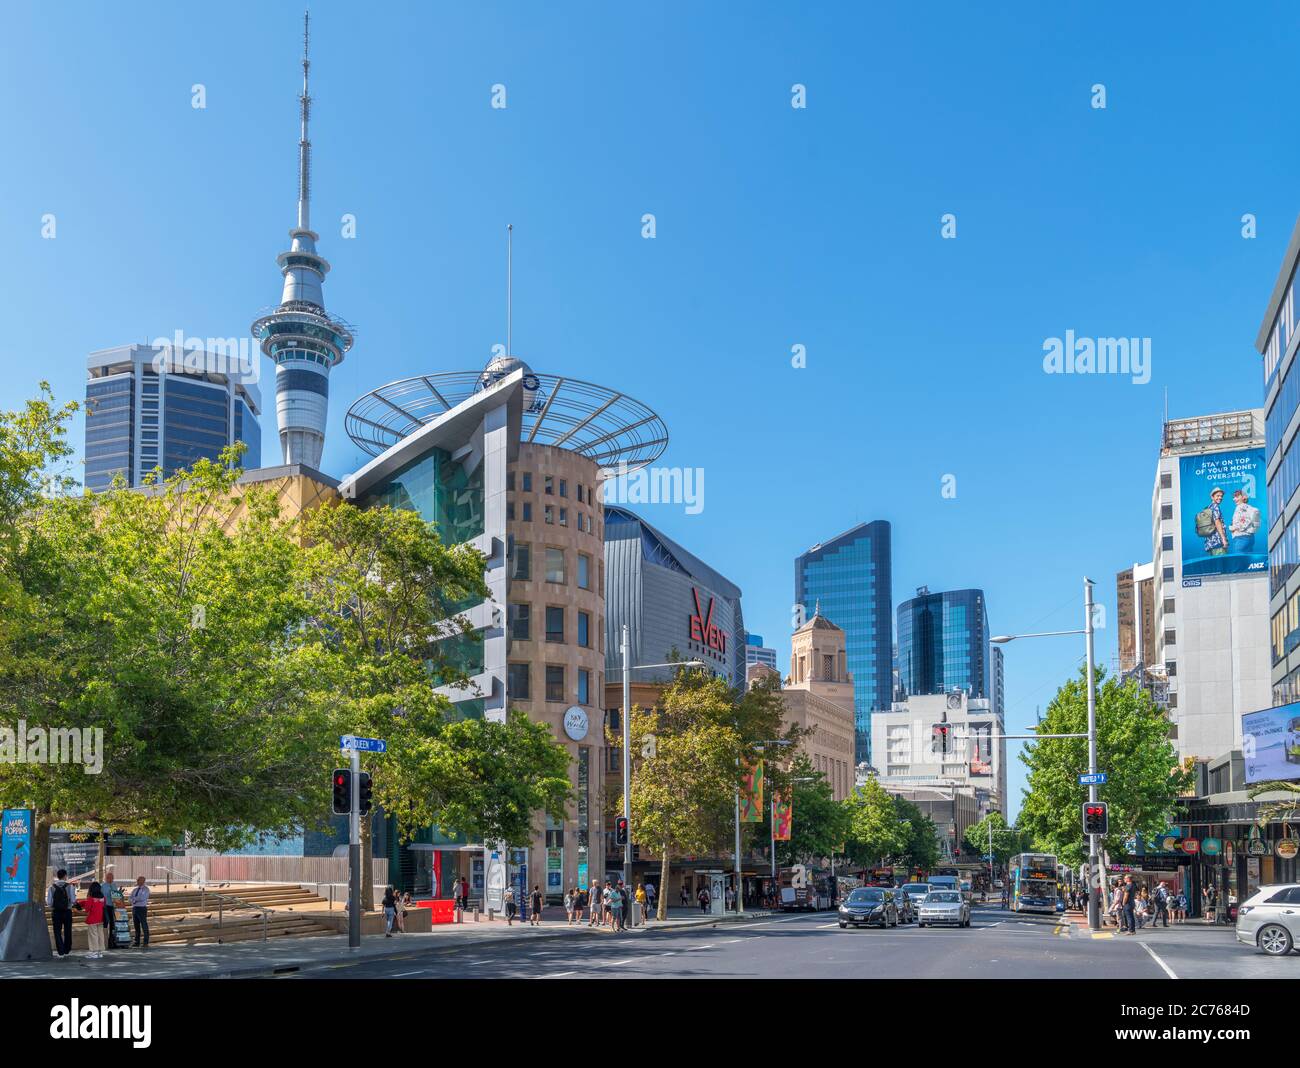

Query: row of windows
[1269,431,1300,522]
[507,471,596,506]
[1267,358,1300,461]
[509,543,596,589]
[1270,510,1300,595]
[507,662,594,705]
[1271,587,1300,666]
[507,498,598,534]
[508,603,599,650]
[1263,268,1300,387]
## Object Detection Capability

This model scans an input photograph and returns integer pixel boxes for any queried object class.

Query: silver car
[1236,884,1300,956]
[918,889,971,927]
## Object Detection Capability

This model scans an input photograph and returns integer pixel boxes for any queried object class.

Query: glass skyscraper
[896,587,992,701]
[794,521,892,765]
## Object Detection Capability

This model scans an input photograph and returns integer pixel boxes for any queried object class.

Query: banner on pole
[740,760,764,822]
[773,792,793,841]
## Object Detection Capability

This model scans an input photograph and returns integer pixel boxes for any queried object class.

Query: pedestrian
[1202,883,1218,924]
[460,876,471,913]
[46,868,76,958]
[575,885,587,924]
[1120,874,1137,935]
[1153,882,1169,928]
[1135,886,1149,929]
[530,884,543,926]
[1173,889,1187,924]
[1108,880,1123,927]
[564,886,575,924]
[101,869,121,950]
[382,885,397,936]
[129,875,150,948]
[504,884,517,925]
[635,882,648,926]
[645,880,656,917]
[609,881,625,931]
[82,881,106,959]
[725,883,735,911]
[620,881,632,931]
[697,884,711,914]
[397,891,411,933]
[680,884,689,908]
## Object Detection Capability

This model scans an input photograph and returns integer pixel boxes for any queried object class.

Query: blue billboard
[1243,703,1300,785]
[1179,449,1267,578]
[0,809,33,913]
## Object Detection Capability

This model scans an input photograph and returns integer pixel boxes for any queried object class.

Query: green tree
[843,778,907,866]
[773,753,851,867]
[963,811,1024,866]
[1018,667,1191,866]
[893,795,940,871]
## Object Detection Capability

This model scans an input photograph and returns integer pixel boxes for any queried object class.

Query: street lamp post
[619,623,704,892]
[991,576,1102,931]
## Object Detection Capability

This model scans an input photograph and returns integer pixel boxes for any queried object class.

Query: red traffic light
[615,816,629,846]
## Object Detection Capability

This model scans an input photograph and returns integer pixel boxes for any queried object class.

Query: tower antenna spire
[297,9,312,231]
[506,223,514,357]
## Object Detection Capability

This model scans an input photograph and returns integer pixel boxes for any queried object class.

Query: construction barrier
[416,899,456,925]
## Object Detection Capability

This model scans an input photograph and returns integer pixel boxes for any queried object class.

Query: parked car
[1236,884,1300,956]
[895,890,917,924]
[838,887,898,929]
[900,882,931,906]
[918,889,971,928]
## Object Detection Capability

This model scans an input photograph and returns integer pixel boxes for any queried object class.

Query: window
[522,472,532,492]
[511,543,531,581]
[1162,535,1174,551]
[559,479,567,498]
[578,611,590,647]
[507,501,515,521]
[822,654,835,679]
[559,507,568,527]
[607,707,620,731]
[1266,887,1300,904]
[1160,504,1174,520]
[1161,473,1172,489]
[577,554,591,590]
[546,665,565,702]
[1162,566,1175,581]
[522,502,532,522]
[507,471,516,491]
[1163,629,1176,645]
[578,668,590,705]
[545,475,554,495]
[508,662,530,699]
[1163,598,1175,614]
[1165,660,1177,677]
[546,606,565,643]
[509,603,531,641]
[577,483,584,503]
[546,548,566,584]
[1166,693,1177,708]
[545,505,554,525]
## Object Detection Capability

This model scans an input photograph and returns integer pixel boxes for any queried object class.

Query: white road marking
[604,958,637,966]
[721,938,743,943]
[685,944,713,951]
[537,971,576,979]
[391,969,428,977]
[1140,941,1178,980]
[816,922,841,929]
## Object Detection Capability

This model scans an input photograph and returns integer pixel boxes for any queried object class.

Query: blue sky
[1,1,1293,819]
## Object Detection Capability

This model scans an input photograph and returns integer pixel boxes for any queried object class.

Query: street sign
[340,735,387,753]
[1078,772,1107,785]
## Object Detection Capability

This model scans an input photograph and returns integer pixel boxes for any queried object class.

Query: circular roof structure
[345,367,669,471]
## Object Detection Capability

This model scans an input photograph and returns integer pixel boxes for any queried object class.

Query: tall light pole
[991,576,1102,931]
[619,623,703,890]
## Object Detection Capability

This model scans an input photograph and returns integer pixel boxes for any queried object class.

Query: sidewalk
[1063,908,1238,942]
[5,906,774,980]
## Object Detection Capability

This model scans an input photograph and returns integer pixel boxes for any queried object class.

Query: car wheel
[1258,924,1294,956]
[918,922,926,928]
[839,921,847,929]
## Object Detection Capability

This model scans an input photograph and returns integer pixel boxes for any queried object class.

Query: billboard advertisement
[0,809,32,913]
[1179,449,1267,578]
[1243,703,1300,784]
[740,760,764,822]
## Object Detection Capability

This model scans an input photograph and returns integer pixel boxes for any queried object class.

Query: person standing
[46,869,76,958]
[564,886,575,924]
[101,870,122,950]
[129,876,150,948]
[645,880,656,917]
[1230,488,1262,554]
[1202,882,1218,924]
[397,891,411,933]
[82,882,106,959]
[608,881,624,931]
[382,885,397,936]
[635,882,648,926]
[680,884,689,908]
[1153,882,1169,928]
[697,884,711,914]
[1120,874,1138,935]
[504,884,517,925]
[530,885,543,926]
[1173,889,1187,924]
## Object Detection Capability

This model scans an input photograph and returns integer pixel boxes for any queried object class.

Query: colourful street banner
[773,792,793,841]
[740,760,764,822]
[0,809,33,912]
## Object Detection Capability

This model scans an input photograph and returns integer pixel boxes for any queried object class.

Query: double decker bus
[1008,852,1058,913]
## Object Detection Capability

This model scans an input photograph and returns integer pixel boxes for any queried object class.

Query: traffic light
[358,772,373,816]
[332,769,351,815]
[1082,801,1108,836]
[932,724,951,754]
[614,816,629,847]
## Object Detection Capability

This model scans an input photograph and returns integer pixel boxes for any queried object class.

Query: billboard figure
[1230,488,1262,555]
[1195,487,1228,558]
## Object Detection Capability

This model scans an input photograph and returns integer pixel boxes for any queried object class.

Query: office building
[745,633,778,671]
[896,587,992,702]
[780,611,856,801]
[250,14,354,468]
[1149,410,1270,761]
[794,521,893,765]
[84,344,261,492]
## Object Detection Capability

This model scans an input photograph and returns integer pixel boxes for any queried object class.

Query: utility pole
[621,624,632,890]
[348,745,360,948]
[1084,578,1101,932]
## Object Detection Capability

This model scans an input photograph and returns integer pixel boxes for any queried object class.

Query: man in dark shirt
[1121,874,1138,934]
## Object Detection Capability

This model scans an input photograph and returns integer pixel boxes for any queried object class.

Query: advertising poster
[1242,702,1300,784]
[1179,449,1267,577]
[546,847,562,893]
[773,793,792,841]
[0,809,33,913]
[740,760,764,822]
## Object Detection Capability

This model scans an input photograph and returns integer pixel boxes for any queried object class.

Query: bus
[778,866,834,910]
[1007,852,1058,913]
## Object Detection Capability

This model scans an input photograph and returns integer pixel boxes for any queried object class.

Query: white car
[1236,884,1300,956]
[918,889,971,927]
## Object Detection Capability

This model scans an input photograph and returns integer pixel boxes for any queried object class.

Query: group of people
[558,879,654,930]
[46,868,152,958]
[1104,875,1189,933]
[381,886,417,936]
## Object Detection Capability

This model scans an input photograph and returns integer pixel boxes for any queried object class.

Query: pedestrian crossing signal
[1082,801,1108,836]
[358,772,373,816]
[332,769,351,815]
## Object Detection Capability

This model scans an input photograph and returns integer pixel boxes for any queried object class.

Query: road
[298,905,1300,980]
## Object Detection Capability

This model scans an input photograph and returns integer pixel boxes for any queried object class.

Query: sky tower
[252,11,354,468]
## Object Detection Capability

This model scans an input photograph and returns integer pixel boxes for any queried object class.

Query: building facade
[85,344,261,492]
[782,612,857,801]
[1149,410,1270,762]
[896,587,992,702]
[745,633,778,671]
[794,521,893,765]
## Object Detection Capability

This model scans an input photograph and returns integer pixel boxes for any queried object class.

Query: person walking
[504,884,517,925]
[1153,882,1170,928]
[635,882,648,926]
[129,876,150,948]
[382,885,397,936]
[1173,889,1187,924]
[645,880,656,917]
[564,886,575,924]
[1202,882,1218,924]
[101,870,121,950]
[1120,874,1138,935]
[574,885,587,925]
[697,884,711,914]
[46,869,76,958]
[680,884,689,908]
[82,882,106,959]
[530,885,543,926]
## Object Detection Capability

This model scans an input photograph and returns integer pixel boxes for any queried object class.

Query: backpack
[51,882,70,910]
[1195,507,1215,536]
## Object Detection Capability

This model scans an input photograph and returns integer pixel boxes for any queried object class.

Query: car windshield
[903,885,930,895]
[928,892,961,903]
[847,889,883,903]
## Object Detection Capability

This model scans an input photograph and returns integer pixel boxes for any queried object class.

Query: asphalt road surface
[299,905,1300,979]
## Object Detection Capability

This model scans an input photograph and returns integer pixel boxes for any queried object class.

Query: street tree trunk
[657,845,670,920]
[29,809,51,905]
[96,825,106,879]
[361,815,375,910]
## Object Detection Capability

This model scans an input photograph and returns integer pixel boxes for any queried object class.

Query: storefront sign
[0,809,33,913]
[563,706,589,741]
[1247,836,1269,856]
[1222,840,1234,866]
[1180,838,1200,854]
[688,587,727,654]
[1201,837,1221,856]
[1277,839,1299,860]
[546,847,563,893]
[1159,836,1180,852]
